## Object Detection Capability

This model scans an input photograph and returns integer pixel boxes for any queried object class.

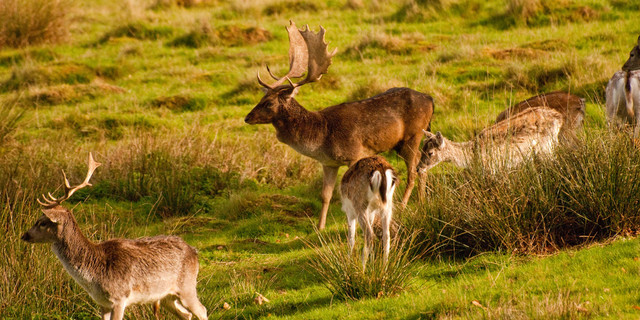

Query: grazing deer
[496,91,585,142]
[21,154,207,320]
[245,21,434,230]
[606,36,640,136]
[340,155,397,269]
[418,108,563,173]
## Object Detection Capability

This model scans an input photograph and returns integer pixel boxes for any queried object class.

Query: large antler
[38,153,102,208]
[257,21,337,91]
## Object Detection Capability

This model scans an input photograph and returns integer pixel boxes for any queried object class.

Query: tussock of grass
[0,101,24,147]
[168,23,272,48]
[0,0,72,47]
[27,79,125,105]
[406,132,640,257]
[262,0,321,16]
[98,22,175,44]
[2,62,96,92]
[0,48,58,67]
[150,94,207,112]
[306,228,420,300]
[225,270,276,306]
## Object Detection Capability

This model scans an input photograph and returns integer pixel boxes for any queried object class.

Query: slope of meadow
[1,0,640,319]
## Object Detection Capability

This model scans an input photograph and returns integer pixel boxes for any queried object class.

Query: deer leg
[398,136,422,207]
[153,301,161,320]
[179,292,207,320]
[318,165,339,230]
[417,170,427,203]
[381,206,392,265]
[109,304,126,320]
[358,210,376,270]
[100,307,112,320]
[343,199,358,254]
[161,297,192,320]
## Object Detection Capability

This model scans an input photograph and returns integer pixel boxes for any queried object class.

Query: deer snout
[21,232,32,242]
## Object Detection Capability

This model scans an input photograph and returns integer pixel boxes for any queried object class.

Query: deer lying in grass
[340,155,397,269]
[606,35,640,136]
[245,21,434,230]
[496,91,585,142]
[418,108,563,173]
[21,154,207,320]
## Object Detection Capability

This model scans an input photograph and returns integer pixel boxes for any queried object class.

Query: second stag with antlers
[22,153,207,320]
[245,21,434,229]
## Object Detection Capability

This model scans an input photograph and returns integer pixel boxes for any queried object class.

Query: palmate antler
[38,153,102,208]
[257,21,337,91]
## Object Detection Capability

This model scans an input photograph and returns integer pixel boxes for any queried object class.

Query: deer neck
[51,218,102,286]
[272,99,327,155]
[442,139,473,168]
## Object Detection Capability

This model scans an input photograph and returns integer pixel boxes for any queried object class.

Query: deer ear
[637,35,640,46]
[260,87,269,94]
[41,209,60,224]
[285,86,300,100]
[435,132,444,147]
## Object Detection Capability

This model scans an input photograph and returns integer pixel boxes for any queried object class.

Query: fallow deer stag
[21,153,207,320]
[606,35,640,136]
[418,108,563,173]
[496,91,585,142]
[340,155,397,269]
[245,21,434,229]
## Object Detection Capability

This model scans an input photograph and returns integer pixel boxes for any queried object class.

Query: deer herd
[20,21,640,319]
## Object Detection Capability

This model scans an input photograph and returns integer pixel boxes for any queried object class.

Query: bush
[405,131,640,257]
[306,228,420,300]
[0,0,72,47]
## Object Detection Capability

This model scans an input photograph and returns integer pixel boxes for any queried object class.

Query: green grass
[2,0,640,319]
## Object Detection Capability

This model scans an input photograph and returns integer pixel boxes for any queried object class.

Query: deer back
[341,156,397,209]
[319,88,434,161]
[496,91,585,132]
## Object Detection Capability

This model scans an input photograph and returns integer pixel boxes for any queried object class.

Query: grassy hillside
[2,0,640,319]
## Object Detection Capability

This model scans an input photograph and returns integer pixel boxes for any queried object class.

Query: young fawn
[21,153,207,320]
[340,156,397,269]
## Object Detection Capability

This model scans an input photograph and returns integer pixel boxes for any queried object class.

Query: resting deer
[340,155,397,269]
[606,35,640,136]
[245,21,434,230]
[21,154,207,320]
[418,108,563,173]
[496,91,585,142]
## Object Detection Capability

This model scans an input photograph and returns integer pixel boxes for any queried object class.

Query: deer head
[244,21,337,124]
[622,35,640,72]
[417,131,445,173]
[21,153,101,243]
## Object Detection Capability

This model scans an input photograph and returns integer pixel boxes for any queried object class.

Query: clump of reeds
[306,227,420,300]
[405,130,640,257]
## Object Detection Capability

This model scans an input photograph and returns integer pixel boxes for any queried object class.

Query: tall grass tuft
[406,131,640,257]
[0,101,23,148]
[306,228,420,300]
[0,0,73,47]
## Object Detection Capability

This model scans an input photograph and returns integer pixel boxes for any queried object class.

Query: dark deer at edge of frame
[244,21,435,230]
